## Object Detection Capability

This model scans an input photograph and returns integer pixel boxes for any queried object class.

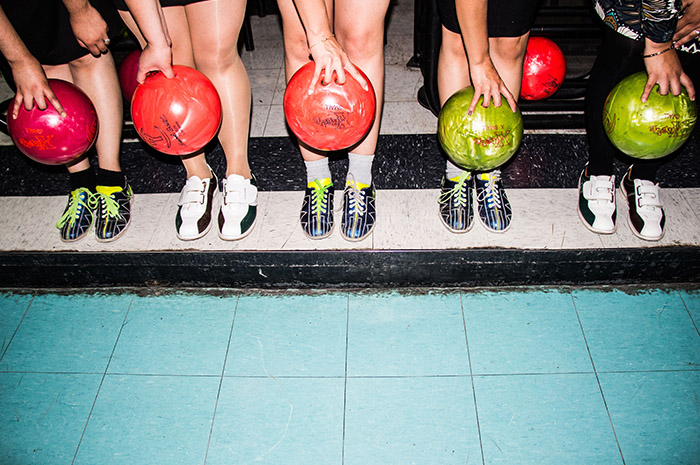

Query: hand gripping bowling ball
[7,79,98,165]
[520,37,566,101]
[438,86,523,171]
[283,62,376,151]
[131,65,222,156]
[603,71,697,159]
[118,49,141,103]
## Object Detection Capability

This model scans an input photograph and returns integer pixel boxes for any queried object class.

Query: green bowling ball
[438,86,523,172]
[603,71,697,159]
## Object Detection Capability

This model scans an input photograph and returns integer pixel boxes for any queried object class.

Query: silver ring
[103,38,111,45]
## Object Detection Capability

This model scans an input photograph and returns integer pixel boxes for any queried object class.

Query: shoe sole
[438,204,475,234]
[177,216,214,241]
[618,184,664,242]
[340,220,375,242]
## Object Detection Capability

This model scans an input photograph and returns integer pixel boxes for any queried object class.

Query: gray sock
[304,158,332,184]
[347,152,375,186]
[446,160,466,180]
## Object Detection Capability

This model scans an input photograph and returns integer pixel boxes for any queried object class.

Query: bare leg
[186,0,251,178]
[437,26,471,106]
[277,0,333,162]
[334,0,390,156]
[488,33,529,100]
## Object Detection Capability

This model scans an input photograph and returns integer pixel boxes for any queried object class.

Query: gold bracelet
[309,34,335,51]
[642,44,675,58]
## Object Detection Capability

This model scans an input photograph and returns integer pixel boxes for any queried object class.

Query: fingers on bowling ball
[283,62,376,152]
[603,71,698,159]
[438,86,524,172]
[131,65,222,156]
[8,79,98,165]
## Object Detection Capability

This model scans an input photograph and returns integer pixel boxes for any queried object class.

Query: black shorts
[113,0,210,11]
[437,0,541,37]
[0,0,123,66]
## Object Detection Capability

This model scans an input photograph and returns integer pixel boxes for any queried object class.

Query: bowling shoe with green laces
[300,177,334,239]
[94,182,134,242]
[438,171,474,233]
[577,165,617,234]
[341,179,376,241]
[474,169,512,233]
[56,187,96,242]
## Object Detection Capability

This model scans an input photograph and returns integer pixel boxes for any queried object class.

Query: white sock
[446,160,466,180]
[304,158,332,184]
[347,152,375,186]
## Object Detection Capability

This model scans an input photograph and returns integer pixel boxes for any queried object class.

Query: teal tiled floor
[1,287,699,465]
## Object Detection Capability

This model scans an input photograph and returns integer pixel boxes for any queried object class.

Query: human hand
[137,43,174,83]
[643,42,695,102]
[467,60,517,115]
[11,56,65,118]
[673,0,700,47]
[308,35,368,94]
[67,2,110,56]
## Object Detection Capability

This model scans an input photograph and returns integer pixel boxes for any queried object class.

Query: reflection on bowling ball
[438,86,523,171]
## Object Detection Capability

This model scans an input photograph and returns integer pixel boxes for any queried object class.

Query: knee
[490,35,529,65]
[440,30,466,62]
[336,26,384,60]
[284,32,312,65]
[194,46,241,73]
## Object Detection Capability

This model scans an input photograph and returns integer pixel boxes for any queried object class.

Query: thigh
[334,0,390,39]
[185,0,246,60]
[161,6,196,67]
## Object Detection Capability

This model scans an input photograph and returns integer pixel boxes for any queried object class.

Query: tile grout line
[341,293,350,465]
[676,289,700,337]
[71,294,135,465]
[203,296,239,465]
[570,291,627,465]
[460,293,486,465]
[0,294,33,363]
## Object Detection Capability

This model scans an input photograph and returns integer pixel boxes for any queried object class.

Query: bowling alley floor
[1,2,700,463]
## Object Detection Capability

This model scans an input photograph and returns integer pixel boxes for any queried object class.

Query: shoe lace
[438,171,470,207]
[345,180,366,216]
[311,179,332,215]
[95,191,122,219]
[56,188,95,228]
[477,170,503,209]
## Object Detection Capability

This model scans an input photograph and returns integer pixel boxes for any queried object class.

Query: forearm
[0,7,35,66]
[122,0,170,47]
[291,0,333,47]
[455,0,490,66]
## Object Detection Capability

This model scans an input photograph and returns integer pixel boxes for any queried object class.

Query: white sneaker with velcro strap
[175,169,218,241]
[218,174,258,241]
[577,166,617,234]
[620,172,665,241]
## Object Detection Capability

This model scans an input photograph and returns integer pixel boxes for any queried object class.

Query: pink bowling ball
[118,49,141,102]
[8,79,98,165]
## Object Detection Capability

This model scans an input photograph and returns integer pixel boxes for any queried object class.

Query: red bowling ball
[520,37,566,101]
[118,49,141,103]
[7,79,98,165]
[283,62,376,151]
[131,65,222,156]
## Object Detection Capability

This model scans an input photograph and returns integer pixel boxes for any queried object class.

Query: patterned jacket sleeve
[641,0,681,43]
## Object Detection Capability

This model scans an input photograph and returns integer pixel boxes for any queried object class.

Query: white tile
[249,67,282,106]
[381,101,437,135]
[262,104,290,137]
[384,65,424,103]
[484,189,605,250]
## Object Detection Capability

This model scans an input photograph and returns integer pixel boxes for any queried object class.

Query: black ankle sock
[69,168,96,191]
[96,168,126,187]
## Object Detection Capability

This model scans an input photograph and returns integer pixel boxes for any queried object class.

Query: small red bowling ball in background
[283,62,376,151]
[118,49,141,103]
[520,36,566,101]
[131,65,222,156]
[7,79,98,165]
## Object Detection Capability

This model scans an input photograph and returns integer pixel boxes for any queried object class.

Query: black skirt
[437,0,542,37]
